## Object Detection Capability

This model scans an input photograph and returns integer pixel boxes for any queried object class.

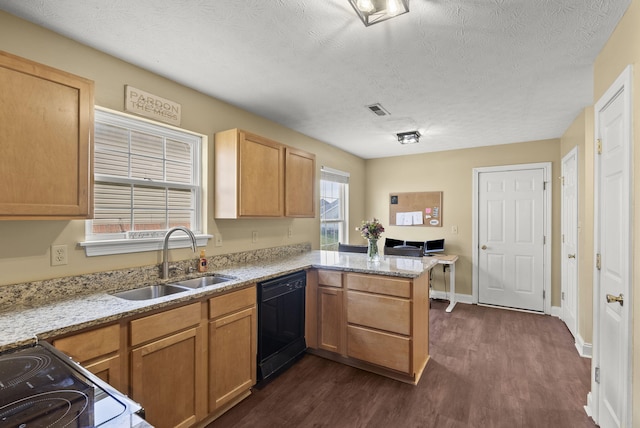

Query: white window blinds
[88,108,202,241]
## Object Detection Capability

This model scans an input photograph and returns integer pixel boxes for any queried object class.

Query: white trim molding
[430,291,474,306]
[80,234,212,257]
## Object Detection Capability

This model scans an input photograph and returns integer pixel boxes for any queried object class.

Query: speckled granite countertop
[0,249,437,352]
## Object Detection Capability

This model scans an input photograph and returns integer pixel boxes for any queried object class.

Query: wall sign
[125,85,181,126]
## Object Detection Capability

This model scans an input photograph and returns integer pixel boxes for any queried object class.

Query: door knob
[481,245,487,250]
[606,293,624,306]
[568,254,576,259]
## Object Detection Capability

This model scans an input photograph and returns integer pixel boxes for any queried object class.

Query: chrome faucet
[162,226,198,279]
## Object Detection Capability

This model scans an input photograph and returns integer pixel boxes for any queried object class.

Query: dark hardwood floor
[210,301,595,428]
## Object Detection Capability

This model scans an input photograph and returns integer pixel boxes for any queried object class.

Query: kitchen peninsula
[0,246,437,426]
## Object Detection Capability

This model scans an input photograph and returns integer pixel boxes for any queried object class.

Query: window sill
[80,234,212,257]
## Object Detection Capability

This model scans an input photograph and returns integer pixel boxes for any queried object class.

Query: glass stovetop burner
[0,342,138,427]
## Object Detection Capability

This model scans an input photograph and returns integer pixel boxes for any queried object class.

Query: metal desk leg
[445,262,457,313]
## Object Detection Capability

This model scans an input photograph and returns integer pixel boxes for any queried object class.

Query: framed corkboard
[389,192,443,227]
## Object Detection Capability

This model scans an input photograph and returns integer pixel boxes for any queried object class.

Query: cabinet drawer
[345,273,411,298]
[209,286,256,319]
[130,303,201,346]
[54,324,120,362]
[317,270,342,288]
[347,291,410,336]
[347,325,410,374]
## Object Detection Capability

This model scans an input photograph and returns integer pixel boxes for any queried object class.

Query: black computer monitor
[423,239,445,255]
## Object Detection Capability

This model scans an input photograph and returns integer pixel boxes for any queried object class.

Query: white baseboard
[550,307,592,358]
[430,291,474,305]
[575,334,593,358]
[584,392,594,420]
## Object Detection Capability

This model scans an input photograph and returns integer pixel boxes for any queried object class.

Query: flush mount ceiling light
[397,131,420,145]
[348,0,410,27]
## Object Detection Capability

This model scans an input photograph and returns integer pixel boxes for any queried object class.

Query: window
[320,167,349,251]
[81,108,209,256]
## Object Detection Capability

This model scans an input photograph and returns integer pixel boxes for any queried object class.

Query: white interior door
[477,168,545,312]
[592,65,632,428]
[561,147,578,338]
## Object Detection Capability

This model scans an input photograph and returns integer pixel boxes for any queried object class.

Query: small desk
[428,254,459,312]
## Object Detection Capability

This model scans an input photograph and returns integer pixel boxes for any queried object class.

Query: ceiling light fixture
[397,131,421,145]
[348,0,410,27]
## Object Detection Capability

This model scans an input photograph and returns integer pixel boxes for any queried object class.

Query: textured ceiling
[0,0,630,159]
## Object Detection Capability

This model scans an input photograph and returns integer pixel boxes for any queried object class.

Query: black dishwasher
[257,270,307,384]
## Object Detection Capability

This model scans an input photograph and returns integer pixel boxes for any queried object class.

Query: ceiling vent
[366,103,390,117]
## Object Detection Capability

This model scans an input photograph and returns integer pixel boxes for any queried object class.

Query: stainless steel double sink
[111,275,236,301]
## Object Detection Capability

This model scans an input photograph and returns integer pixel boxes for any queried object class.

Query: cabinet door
[130,327,205,428]
[84,355,122,389]
[285,147,315,217]
[318,286,344,354]
[53,324,122,391]
[0,51,93,219]
[209,306,257,412]
[239,132,284,217]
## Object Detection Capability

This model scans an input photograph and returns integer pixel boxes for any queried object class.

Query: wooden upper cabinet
[214,128,316,219]
[285,147,315,218]
[214,129,284,218]
[0,50,94,220]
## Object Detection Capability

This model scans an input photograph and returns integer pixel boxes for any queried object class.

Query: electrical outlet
[451,225,458,234]
[252,231,258,243]
[215,234,223,247]
[288,227,293,238]
[51,245,68,266]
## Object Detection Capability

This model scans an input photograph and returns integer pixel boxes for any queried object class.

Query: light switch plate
[215,234,223,247]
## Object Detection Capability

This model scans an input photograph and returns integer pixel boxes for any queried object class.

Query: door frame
[472,163,552,314]
[588,64,633,426]
[561,146,579,338]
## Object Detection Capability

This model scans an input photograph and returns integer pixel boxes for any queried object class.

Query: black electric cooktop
[0,342,141,427]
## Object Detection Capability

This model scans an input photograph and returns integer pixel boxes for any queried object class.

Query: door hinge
[543,290,546,300]
[597,139,602,155]
[560,176,565,185]
[543,181,547,191]
[595,367,600,384]
[596,253,601,270]
[543,236,546,245]
[562,234,565,243]
[561,291,565,301]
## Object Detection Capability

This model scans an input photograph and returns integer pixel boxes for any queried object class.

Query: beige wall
[365,139,562,304]
[560,107,595,345]
[593,0,640,423]
[0,11,366,286]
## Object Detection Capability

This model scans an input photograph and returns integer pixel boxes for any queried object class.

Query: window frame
[320,166,350,251]
[80,107,210,256]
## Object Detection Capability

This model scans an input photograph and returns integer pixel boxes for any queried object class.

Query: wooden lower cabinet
[130,303,205,428]
[308,269,430,384]
[208,286,257,414]
[53,324,123,391]
[50,286,260,426]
